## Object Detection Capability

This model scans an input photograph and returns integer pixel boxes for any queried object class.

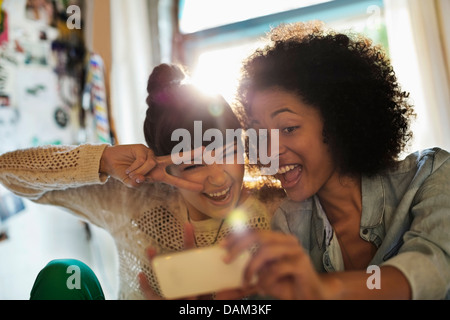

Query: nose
[206,164,228,187]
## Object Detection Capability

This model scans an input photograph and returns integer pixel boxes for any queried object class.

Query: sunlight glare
[190,41,263,104]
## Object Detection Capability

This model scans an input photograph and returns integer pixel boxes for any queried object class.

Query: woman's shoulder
[375,147,450,202]
[410,147,449,163]
[392,147,450,175]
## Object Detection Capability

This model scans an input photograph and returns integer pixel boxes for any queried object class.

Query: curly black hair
[236,21,416,177]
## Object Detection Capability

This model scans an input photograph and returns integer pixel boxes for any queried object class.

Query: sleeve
[0,144,110,199]
[381,151,450,300]
[0,144,121,229]
[270,206,290,233]
[271,199,314,254]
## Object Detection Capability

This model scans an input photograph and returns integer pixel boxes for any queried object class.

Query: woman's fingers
[126,148,157,178]
[221,230,310,297]
[104,144,203,190]
[124,146,208,191]
[257,267,297,299]
[214,287,257,300]
[125,153,203,190]
[148,150,204,191]
[243,236,302,288]
[221,230,297,263]
[220,230,261,263]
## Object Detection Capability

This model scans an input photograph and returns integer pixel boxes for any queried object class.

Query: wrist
[99,146,112,175]
[319,273,345,299]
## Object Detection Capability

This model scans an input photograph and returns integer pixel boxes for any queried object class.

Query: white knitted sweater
[0,144,283,299]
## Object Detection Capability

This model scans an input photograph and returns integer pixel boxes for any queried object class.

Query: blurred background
[0,0,449,299]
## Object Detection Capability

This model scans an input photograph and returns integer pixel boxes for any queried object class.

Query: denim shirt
[271,148,450,300]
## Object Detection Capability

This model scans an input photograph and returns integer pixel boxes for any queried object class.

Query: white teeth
[277,165,301,175]
[207,187,230,198]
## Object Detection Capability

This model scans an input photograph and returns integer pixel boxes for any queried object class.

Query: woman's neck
[317,172,362,225]
[185,202,210,221]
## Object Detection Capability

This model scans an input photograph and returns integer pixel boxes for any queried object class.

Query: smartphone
[152,245,252,299]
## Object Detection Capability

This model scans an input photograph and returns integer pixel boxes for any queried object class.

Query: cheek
[305,142,335,183]
[290,132,333,174]
[228,164,245,184]
[176,170,208,184]
[178,189,201,202]
[300,126,327,155]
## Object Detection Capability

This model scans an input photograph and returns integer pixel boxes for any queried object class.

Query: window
[178,0,333,33]
[177,0,388,103]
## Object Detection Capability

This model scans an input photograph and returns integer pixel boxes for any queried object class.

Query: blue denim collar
[312,175,385,249]
[361,174,385,229]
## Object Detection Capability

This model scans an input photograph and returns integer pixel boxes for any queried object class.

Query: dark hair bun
[147,63,186,98]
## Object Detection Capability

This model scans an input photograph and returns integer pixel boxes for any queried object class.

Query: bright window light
[186,0,388,108]
[190,41,263,104]
[179,0,333,33]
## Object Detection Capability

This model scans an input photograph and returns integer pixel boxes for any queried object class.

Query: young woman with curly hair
[222,21,450,300]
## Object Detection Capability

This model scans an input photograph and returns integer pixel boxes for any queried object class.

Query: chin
[285,189,311,202]
[208,209,230,220]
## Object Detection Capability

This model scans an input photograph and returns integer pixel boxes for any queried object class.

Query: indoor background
[0,0,449,299]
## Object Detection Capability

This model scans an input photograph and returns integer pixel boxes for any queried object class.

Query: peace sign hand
[100,144,203,191]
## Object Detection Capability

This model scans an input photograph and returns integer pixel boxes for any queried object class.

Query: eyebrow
[271,108,297,119]
[249,107,298,126]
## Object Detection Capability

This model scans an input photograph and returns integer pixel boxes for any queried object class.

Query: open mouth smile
[276,164,303,188]
[203,186,231,202]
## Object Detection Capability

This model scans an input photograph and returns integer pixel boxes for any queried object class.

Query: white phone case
[152,245,251,299]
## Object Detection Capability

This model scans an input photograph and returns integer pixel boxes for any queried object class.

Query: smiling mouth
[203,186,231,201]
[276,164,303,186]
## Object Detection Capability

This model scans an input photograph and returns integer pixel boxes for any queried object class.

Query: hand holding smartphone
[152,245,252,299]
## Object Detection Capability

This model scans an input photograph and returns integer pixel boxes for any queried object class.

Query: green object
[30,259,105,300]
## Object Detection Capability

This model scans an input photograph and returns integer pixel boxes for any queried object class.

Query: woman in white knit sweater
[0,63,285,299]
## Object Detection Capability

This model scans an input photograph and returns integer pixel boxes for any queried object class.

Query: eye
[183,164,204,171]
[282,126,299,135]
